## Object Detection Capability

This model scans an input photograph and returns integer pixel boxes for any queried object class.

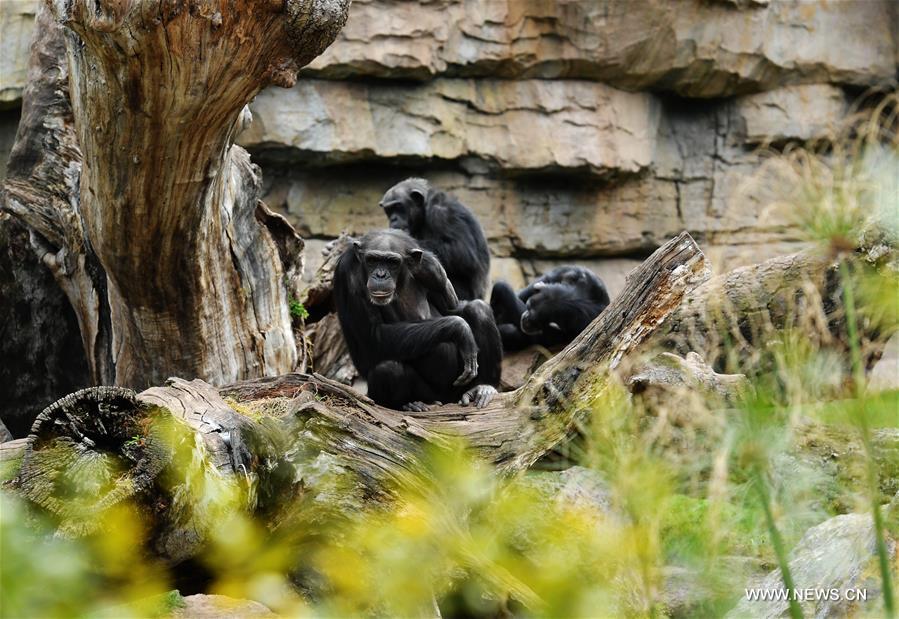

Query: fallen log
[8,231,896,563]
[10,232,708,560]
[655,245,896,374]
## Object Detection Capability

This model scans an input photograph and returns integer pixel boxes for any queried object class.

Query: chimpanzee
[379,178,490,301]
[334,229,502,411]
[490,265,611,352]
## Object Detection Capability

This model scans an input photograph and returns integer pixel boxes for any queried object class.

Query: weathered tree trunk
[655,247,893,373]
[7,230,896,563]
[1,1,349,389]
[10,232,709,560]
[0,213,90,435]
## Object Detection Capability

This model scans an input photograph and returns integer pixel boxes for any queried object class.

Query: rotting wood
[10,232,708,559]
[1,1,350,388]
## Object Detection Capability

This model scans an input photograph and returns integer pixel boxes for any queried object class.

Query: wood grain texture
[1,0,350,389]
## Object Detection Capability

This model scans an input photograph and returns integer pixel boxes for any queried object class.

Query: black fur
[334,230,502,410]
[380,178,490,301]
[490,265,610,352]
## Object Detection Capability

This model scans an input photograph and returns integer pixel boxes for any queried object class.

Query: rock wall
[0,1,896,429]
[2,0,898,296]
[236,0,898,294]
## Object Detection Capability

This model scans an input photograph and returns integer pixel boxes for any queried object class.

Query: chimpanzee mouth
[520,315,542,336]
[369,291,394,305]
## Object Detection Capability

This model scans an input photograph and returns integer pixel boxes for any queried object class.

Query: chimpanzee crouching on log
[379,178,490,301]
[491,266,611,352]
[334,230,501,411]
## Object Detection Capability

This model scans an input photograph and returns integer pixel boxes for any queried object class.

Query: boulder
[727,513,897,618]
[171,595,278,619]
[523,466,614,516]
[869,335,899,392]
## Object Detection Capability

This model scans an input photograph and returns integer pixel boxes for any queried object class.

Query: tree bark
[10,232,709,560]
[1,1,349,389]
[0,213,89,436]
[654,247,893,373]
[8,230,897,562]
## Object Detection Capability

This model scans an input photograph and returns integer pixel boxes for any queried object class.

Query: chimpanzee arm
[490,281,526,325]
[375,317,476,362]
[376,316,479,386]
[518,281,542,302]
[519,267,566,301]
[410,251,460,314]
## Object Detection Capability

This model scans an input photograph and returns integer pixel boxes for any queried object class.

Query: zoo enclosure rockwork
[0,0,897,427]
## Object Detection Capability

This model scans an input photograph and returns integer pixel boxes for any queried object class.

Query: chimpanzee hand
[459,384,497,408]
[402,401,440,412]
[453,351,479,387]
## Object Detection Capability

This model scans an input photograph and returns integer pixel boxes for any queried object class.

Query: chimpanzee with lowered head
[334,229,502,411]
[490,265,611,352]
[380,178,490,300]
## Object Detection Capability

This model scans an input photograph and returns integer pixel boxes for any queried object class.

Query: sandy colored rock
[172,594,278,619]
[0,1,37,107]
[733,84,849,144]
[256,160,800,264]
[869,334,899,392]
[488,256,527,292]
[303,0,897,98]
[240,79,660,175]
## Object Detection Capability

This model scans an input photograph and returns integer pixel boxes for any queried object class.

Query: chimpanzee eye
[388,256,402,267]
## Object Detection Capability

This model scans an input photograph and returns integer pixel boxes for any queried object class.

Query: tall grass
[1,92,897,618]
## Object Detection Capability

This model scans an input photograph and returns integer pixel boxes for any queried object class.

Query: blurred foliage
[2,94,898,618]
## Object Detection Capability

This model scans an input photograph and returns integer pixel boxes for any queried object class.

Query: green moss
[289,297,309,321]
[0,456,22,483]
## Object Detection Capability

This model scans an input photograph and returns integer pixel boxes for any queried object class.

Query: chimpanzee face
[382,203,412,232]
[355,241,423,306]
[520,283,569,336]
[380,182,425,234]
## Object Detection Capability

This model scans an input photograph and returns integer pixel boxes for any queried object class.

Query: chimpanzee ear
[409,188,426,208]
[407,249,423,265]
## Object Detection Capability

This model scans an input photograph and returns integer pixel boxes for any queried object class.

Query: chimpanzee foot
[459,385,497,408]
[402,401,431,412]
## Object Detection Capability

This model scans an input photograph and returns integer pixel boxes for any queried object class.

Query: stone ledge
[239,79,660,175]
[301,0,898,98]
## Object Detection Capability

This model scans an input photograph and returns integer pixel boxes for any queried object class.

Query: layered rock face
[1,0,897,295]
[234,0,899,293]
